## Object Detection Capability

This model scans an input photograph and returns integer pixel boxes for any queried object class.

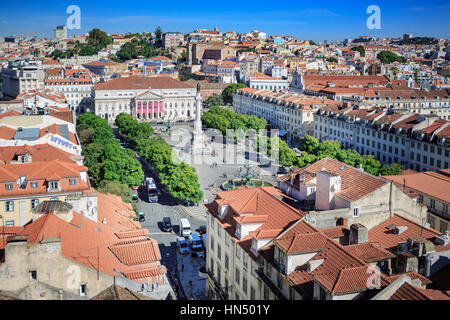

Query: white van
[180,218,192,238]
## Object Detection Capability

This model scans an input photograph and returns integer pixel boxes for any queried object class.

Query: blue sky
[1,0,449,41]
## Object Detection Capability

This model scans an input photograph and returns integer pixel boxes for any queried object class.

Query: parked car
[188,233,203,252]
[180,218,192,237]
[177,237,190,255]
[162,217,172,232]
[138,212,145,222]
[196,225,207,235]
[132,190,139,202]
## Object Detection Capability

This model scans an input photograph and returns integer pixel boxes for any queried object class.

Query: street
[114,126,208,300]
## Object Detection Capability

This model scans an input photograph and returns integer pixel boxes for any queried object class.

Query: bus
[144,177,159,203]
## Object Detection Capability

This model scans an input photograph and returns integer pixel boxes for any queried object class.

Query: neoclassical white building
[233,87,340,143]
[92,76,196,123]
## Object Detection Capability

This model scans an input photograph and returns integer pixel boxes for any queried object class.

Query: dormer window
[48,181,60,191]
[69,178,77,186]
[5,183,13,191]
[31,181,38,189]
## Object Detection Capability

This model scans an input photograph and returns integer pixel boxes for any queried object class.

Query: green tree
[377,51,407,64]
[351,46,365,57]
[380,163,405,176]
[154,26,162,47]
[299,135,320,154]
[222,83,247,104]
[87,28,112,50]
[78,127,95,145]
[326,56,338,63]
[204,94,223,107]
[178,50,186,62]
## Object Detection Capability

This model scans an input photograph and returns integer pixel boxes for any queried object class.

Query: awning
[278,130,288,137]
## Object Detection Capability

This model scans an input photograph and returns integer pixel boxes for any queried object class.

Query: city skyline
[1,0,450,41]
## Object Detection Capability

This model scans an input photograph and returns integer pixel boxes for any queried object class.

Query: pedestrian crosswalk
[181,204,207,219]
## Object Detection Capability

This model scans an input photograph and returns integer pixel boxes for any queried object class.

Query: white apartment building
[248,74,289,92]
[239,58,259,82]
[313,105,450,172]
[204,187,305,300]
[44,75,93,113]
[1,59,45,99]
[233,88,338,143]
[92,76,196,123]
[353,89,450,120]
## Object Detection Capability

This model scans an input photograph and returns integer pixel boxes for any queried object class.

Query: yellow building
[0,145,95,226]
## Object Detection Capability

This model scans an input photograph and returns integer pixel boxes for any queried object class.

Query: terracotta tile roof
[0,160,90,198]
[321,226,346,239]
[308,239,390,295]
[0,110,22,120]
[280,158,388,203]
[0,126,16,140]
[91,285,154,300]
[115,229,149,239]
[303,75,390,88]
[276,231,328,254]
[0,144,74,164]
[368,214,450,252]
[389,281,450,300]
[109,238,161,266]
[93,76,194,91]
[343,242,395,263]
[10,193,166,284]
[382,171,450,203]
[387,271,432,286]
[205,187,305,260]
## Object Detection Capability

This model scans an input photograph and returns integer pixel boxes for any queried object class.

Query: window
[5,183,13,191]
[69,178,77,186]
[5,220,15,226]
[353,207,360,217]
[235,268,240,285]
[217,244,221,261]
[430,199,435,209]
[210,236,214,251]
[210,258,214,276]
[5,201,14,212]
[217,266,221,286]
[242,274,247,295]
[264,285,269,299]
[225,253,229,270]
[31,199,39,209]
[30,270,37,280]
[49,181,59,190]
[31,181,38,189]
[79,284,87,296]
[236,247,240,260]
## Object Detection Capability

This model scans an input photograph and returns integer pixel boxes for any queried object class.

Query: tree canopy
[201,106,267,136]
[351,46,365,57]
[377,51,407,64]
[115,113,203,204]
[326,56,338,63]
[76,113,144,187]
[222,83,247,104]
[116,38,160,62]
[204,93,223,107]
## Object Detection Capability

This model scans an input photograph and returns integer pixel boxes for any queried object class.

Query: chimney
[315,171,341,211]
[349,223,368,244]
[395,226,408,235]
